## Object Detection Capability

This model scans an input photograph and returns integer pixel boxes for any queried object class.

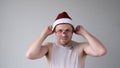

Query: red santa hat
[52,11,74,31]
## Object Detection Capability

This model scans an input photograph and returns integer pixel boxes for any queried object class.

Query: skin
[26,24,107,68]
[54,24,74,46]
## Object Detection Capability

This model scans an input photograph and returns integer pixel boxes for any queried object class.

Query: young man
[26,12,107,68]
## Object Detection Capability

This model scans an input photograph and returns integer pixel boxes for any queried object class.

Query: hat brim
[52,18,73,31]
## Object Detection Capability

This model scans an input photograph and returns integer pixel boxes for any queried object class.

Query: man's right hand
[42,25,53,37]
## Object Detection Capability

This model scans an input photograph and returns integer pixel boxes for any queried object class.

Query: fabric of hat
[52,12,73,30]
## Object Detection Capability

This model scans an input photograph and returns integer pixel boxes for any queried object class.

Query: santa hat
[52,11,74,31]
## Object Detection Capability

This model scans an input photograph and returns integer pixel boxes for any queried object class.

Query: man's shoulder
[43,42,54,48]
[44,42,53,45]
[73,41,88,49]
[74,41,88,56]
[73,41,87,46]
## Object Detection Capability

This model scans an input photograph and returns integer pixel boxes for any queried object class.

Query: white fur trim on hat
[52,18,72,30]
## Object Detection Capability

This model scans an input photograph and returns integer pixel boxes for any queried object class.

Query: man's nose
[62,31,67,36]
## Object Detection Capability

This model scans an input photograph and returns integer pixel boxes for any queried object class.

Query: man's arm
[75,25,107,57]
[26,25,53,60]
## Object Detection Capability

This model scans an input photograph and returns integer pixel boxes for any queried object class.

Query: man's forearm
[26,32,48,59]
[26,25,53,59]
[83,31,107,56]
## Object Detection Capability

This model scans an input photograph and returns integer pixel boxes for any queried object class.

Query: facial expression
[54,24,73,45]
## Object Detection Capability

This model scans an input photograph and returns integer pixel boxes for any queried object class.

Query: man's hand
[74,25,87,37]
[42,25,53,36]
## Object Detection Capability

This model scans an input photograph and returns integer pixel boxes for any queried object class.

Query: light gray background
[0,0,120,68]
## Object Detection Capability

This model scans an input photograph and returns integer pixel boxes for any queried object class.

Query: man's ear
[73,25,78,33]
[73,28,76,33]
[74,25,81,34]
[52,26,56,33]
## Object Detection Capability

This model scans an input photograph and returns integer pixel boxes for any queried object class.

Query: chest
[49,45,81,68]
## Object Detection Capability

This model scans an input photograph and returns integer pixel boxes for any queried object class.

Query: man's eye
[58,30,62,32]
[66,29,70,32]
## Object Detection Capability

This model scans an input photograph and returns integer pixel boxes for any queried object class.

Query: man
[26,12,107,68]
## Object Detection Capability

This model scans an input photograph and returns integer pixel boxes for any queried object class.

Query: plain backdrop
[0,0,120,68]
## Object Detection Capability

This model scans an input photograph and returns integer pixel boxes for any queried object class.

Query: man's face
[54,24,73,45]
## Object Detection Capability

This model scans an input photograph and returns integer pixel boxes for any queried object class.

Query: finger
[76,25,81,31]
[48,25,52,31]
[48,25,54,34]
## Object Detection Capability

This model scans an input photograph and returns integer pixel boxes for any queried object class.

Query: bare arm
[75,25,107,57]
[26,25,53,60]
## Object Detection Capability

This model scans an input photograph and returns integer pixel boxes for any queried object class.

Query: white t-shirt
[49,41,80,68]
